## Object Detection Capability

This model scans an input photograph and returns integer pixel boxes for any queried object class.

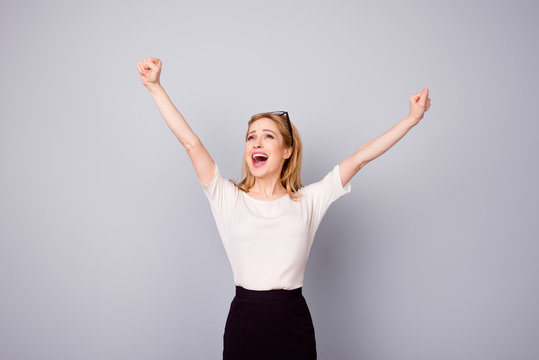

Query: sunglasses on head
[251,111,293,148]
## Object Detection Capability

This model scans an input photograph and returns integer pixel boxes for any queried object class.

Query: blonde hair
[232,112,304,202]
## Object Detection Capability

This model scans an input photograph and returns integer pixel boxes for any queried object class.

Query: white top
[201,162,352,290]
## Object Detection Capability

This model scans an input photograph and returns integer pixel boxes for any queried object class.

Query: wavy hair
[232,112,304,202]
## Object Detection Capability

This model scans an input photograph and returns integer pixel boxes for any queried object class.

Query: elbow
[358,160,369,170]
[183,135,200,152]
[353,151,370,171]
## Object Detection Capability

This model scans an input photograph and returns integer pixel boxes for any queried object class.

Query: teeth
[252,153,268,160]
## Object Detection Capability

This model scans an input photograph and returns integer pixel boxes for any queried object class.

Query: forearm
[147,83,199,149]
[354,115,418,165]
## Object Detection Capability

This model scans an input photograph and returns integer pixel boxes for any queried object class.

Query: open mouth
[252,153,269,167]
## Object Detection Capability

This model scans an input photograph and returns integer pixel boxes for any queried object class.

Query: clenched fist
[137,57,162,88]
[409,88,431,122]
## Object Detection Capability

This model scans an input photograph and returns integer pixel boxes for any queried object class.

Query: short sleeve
[200,163,237,239]
[302,162,352,233]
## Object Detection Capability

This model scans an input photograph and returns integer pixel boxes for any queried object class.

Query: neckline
[242,191,289,203]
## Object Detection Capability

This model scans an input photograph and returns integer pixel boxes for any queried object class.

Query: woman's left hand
[408,88,431,122]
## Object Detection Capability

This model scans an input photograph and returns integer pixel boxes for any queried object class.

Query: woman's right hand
[137,57,162,88]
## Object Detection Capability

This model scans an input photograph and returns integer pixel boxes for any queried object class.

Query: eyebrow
[247,129,277,135]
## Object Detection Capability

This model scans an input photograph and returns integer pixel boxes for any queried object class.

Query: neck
[251,174,286,199]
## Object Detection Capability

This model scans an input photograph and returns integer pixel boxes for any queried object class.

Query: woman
[136,57,431,359]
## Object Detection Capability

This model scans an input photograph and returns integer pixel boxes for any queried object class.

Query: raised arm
[339,88,431,187]
[137,57,216,186]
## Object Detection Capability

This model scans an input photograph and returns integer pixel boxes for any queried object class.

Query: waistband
[235,285,303,300]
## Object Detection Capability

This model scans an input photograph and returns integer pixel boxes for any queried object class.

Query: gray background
[1,0,537,359]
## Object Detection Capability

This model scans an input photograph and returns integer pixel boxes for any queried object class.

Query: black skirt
[223,285,317,360]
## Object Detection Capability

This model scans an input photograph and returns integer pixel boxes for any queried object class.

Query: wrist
[405,114,420,126]
[146,82,163,94]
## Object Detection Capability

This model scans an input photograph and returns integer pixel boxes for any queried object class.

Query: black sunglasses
[251,111,293,148]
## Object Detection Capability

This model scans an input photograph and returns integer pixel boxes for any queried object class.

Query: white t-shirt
[201,162,352,290]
